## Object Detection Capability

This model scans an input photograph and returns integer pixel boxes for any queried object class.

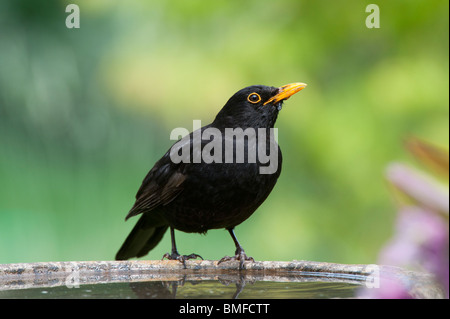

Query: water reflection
[0,276,360,299]
[127,277,358,299]
[129,276,251,299]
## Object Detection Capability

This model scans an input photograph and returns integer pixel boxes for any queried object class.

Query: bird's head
[213,83,307,128]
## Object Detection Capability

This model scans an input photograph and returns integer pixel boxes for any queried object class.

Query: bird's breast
[161,128,282,232]
[165,161,280,231]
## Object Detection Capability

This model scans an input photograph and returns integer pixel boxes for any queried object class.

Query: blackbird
[116,83,307,268]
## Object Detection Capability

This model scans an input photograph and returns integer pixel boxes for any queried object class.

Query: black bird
[116,83,307,268]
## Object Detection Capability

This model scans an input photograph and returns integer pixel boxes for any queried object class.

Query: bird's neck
[212,110,279,130]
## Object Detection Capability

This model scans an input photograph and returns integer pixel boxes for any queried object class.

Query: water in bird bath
[0,278,360,299]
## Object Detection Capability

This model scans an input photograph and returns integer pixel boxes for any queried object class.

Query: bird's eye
[247,93,261,104]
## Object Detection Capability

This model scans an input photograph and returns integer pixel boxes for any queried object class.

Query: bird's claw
[162,252,203,269]
[218,249,254,270]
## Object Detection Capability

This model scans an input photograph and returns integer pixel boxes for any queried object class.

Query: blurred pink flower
[386,163,449,215]
[379,206,449,297]
[360,154,449,298]
[360,271,413,299]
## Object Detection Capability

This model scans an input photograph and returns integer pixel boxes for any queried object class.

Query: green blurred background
[0,0,448,265]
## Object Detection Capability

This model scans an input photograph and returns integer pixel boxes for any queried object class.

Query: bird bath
[0,260,443,299]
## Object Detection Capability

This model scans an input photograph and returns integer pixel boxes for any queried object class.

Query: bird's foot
[218,248,255,270]
[162,252,203,269]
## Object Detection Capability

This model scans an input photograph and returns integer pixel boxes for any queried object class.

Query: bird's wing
[124,126,213,220]
[125,151,186,220]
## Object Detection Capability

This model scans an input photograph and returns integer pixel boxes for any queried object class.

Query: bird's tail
[115,213,168,260]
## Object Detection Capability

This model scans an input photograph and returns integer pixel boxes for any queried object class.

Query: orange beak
[263,82,307,105]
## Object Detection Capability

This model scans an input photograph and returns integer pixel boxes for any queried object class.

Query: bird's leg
[218,228,255,270]
[162,227,203,268]
[162,227,182,260]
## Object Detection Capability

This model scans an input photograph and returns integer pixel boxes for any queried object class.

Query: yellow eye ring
[247,93,261,104]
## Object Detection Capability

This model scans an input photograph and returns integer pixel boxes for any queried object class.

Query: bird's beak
[263,82,307,105]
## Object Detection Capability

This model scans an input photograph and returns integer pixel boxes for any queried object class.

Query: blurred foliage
[0,0,448,264]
